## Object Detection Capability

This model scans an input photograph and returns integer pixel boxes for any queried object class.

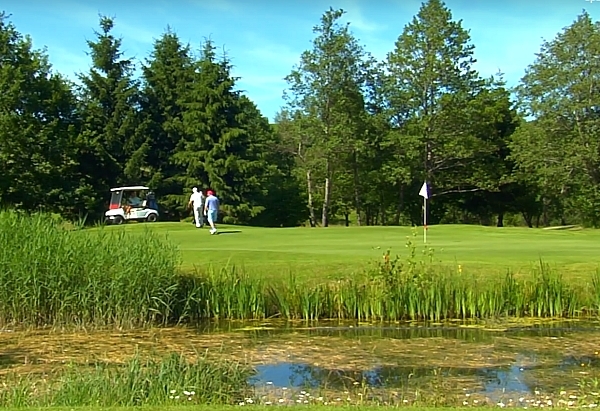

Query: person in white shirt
[188,187,204,228]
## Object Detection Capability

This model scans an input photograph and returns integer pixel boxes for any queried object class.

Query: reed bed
[0,210,180,327]
[1,211,600,326]
[178,264,597,322]
[0,351,253,407]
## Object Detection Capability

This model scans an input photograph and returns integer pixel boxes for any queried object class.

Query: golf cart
[104,186,159,225]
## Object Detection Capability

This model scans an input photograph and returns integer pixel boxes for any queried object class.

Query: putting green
[107,223,600,282]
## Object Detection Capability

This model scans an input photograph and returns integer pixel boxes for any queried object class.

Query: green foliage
[136,29,196,219]
[512,11,600,226]
[0,12,80,217]
[284,8,373,227]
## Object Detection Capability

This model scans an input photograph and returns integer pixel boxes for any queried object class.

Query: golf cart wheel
[146,213,158,222]
[113,215,124,225]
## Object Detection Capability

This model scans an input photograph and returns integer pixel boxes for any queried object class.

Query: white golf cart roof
[110,186,150,192]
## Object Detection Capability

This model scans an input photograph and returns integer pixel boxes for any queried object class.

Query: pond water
[2,319,600,406]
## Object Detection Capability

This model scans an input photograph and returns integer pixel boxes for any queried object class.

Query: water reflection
[236,319,600,398]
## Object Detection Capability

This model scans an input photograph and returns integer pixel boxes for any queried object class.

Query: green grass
[0,407,502,411]
[109,222,600,282]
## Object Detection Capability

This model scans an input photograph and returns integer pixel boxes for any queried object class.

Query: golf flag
[419,182,428,243]
[419,182,428,199]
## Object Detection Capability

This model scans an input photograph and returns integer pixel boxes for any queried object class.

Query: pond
[1,319,600,407]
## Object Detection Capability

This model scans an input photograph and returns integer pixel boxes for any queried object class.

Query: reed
[0,350,254,407]
[0,210,180,327]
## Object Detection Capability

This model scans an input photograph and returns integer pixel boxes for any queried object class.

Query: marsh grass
[0,350,253,407]
[0,210,180,327]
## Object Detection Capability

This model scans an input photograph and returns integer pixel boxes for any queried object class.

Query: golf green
[110,223,600,282]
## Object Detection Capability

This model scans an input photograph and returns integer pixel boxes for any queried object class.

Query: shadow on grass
[216,230,242,235]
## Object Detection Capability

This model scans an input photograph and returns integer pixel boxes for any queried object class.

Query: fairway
[110,223,600,282]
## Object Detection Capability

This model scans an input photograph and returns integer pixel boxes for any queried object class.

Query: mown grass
[110,221,600,282]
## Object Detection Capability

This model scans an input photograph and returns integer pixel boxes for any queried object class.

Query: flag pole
[423,195,427,244]
[419,181,428,244]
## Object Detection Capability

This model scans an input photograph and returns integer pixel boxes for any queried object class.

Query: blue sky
[2,0,599,121]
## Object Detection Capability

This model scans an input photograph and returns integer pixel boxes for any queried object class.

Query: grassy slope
[108,222,600,282]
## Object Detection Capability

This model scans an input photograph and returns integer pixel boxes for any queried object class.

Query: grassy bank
[2,211,600,326]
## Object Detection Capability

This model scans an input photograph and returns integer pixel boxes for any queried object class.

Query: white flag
[419,182,428,199]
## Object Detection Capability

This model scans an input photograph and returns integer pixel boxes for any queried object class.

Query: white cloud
[342,3,387,33]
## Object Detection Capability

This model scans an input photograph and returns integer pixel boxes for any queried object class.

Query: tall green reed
[0,210,180,327]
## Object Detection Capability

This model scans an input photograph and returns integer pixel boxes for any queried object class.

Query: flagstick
[423,196,427,244]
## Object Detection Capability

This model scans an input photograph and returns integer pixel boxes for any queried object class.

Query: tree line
[1,0,599,227]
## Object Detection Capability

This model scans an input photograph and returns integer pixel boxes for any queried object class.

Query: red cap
[207,190,214,196]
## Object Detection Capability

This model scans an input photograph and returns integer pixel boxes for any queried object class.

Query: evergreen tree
[0,12,80,215]
[76,15,140,217]
[176,40,285,224]
[136,29,195,218]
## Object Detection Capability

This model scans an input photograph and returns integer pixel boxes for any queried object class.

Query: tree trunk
[306,169,316,227]
[497,212,504,227]
[352,151,362,226]
[344,212,349,227]
[394,183,404,225]
[321,160,332,227]
[522,212,533,228]
[380,192,386,225]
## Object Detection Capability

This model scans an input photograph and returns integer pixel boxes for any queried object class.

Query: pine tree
[136,29,195,217]
[76,15,140,217]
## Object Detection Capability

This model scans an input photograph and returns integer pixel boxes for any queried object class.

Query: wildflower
[174,396,180,400]
[239,401,245,406]
[170,389,176,394]
[265,401,272,405]
[497,402,506,407]
[278,399,285,403]
[183,390,190,396]
[560,391,567,395]
[266,381,273,385]
[463,401,469,405]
